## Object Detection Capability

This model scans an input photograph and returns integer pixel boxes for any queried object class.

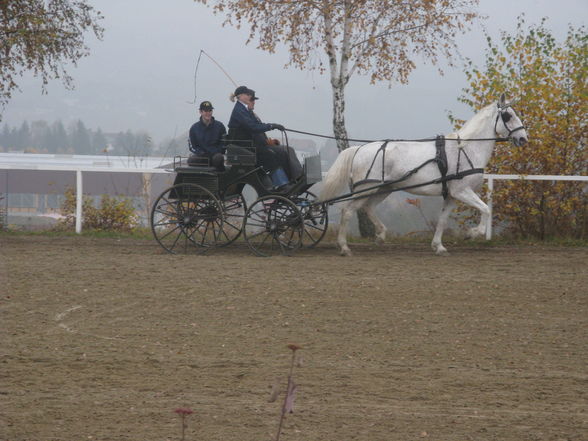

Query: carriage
[150,143,328,256]
[151,94,528,257]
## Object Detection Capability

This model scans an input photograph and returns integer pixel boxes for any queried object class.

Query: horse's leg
[337,198,367,257]
[364,196,388,245]
[337,201,355,256]
[452,188,491,239]
[431,197,457,255]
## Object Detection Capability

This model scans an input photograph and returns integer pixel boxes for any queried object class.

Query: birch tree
[194,0,479,152]
[0,0,104,115]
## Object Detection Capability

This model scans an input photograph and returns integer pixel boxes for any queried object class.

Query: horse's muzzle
[514,137,528,147]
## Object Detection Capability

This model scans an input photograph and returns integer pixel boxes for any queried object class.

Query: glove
[271,123,285,131]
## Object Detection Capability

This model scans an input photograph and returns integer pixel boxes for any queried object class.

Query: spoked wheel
[150,183,223,254]
[217,193,246,246]
[291,191,329,248]
[243,195,304,257]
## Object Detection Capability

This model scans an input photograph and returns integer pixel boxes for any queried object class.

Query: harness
[340,104,525,203]
[349,135,482,200]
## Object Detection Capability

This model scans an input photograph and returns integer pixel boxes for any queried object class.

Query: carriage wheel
[150,183,223,254]
[243,195,303,257]
[217,193,246,246]
[292,191,329,248]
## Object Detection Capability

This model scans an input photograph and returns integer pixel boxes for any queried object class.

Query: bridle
[495,103,526,139]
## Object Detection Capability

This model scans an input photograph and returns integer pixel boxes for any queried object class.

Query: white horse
[319,94,528,256]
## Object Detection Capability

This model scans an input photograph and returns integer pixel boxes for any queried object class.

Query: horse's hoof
[340,248,353,257]
[375,236,385,245]
[435,248,450,256]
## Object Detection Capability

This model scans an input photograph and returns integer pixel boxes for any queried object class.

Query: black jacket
[189,117,227,156]
[227,101,272,147]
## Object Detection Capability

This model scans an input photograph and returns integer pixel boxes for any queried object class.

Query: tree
[0,123,13,150]
[112,130,152,159]
[0,0,104,115]
[91,127,108,153]
[30,119,50,152]
[48,120,69,153]
[454,17,587,239]
[194,0,479,152]
[15,120,31,150]
[70,119,92,154]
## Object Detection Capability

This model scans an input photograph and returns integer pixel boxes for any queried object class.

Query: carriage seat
[185,154,224,172]
[224,144,256,166]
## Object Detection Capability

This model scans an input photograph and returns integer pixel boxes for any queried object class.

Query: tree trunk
[357,209,376,238]
[331,84,349,153]
[332,83,375,238]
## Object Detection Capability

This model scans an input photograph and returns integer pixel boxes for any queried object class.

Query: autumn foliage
[194,0,479,151]
[0,1,103,113]
[454,17,587,239]
[58,188,139,232]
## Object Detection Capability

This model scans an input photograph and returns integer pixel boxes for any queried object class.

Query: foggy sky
[2,0,587,147]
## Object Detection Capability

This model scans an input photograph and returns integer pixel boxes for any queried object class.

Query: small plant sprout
[275,343,303,441]
[174,407,194,441]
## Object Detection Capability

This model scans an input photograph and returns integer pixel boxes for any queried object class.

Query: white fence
[0,164,172,233]
[0,162,586,238]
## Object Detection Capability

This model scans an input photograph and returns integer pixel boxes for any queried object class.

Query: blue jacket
[227,101,273,147]
[189,117,227,156]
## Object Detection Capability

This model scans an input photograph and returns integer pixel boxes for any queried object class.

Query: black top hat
[234,86,258,99]
[199,101,214,111]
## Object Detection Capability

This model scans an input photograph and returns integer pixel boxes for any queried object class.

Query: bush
[58,187,139,232]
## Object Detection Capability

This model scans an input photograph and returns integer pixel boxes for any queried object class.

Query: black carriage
[150,143,327,256]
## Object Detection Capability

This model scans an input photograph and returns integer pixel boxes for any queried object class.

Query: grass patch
[0,227,153,240]
[1,226,586,248]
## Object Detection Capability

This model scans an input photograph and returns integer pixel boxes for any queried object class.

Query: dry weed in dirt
[1,234,587,441]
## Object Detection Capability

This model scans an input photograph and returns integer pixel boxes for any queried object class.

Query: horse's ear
[499,93,507,107]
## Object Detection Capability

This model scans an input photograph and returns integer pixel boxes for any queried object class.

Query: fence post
[486,175,494,240]
[75,169,83,234]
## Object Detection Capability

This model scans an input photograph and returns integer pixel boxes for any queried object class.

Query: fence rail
[0,164,172,233]
[484,174,588,239]
[1,164,586,237]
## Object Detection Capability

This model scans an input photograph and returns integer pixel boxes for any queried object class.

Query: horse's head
[495,93,528,147]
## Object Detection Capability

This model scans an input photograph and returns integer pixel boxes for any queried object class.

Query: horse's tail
[319,146,359,202]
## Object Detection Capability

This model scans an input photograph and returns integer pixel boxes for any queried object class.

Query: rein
[283,127,509,144]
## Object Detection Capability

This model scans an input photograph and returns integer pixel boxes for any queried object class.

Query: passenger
[188,100,227,170]
[227,86,302,189]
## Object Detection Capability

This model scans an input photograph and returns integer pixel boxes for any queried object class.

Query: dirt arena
[1,234,586,441]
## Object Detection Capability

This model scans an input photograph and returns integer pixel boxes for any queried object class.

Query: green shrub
[57,187,139,232]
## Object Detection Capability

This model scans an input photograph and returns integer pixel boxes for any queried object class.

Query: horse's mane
[454,104,496,139]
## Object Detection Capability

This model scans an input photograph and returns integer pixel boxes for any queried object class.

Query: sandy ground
[1,234,587,441]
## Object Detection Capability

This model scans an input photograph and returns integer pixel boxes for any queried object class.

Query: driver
[227,86,302,189]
